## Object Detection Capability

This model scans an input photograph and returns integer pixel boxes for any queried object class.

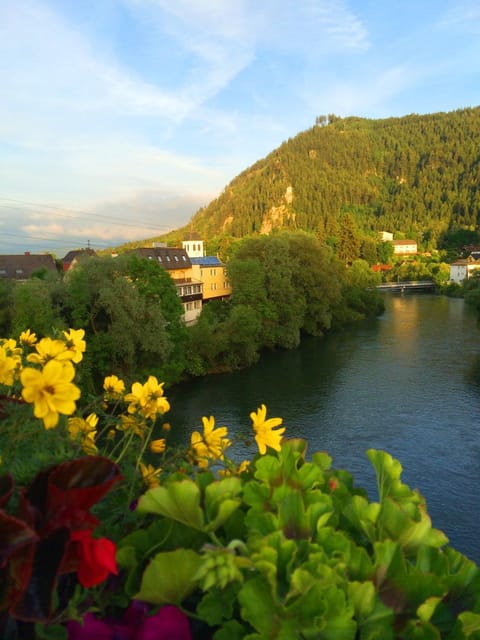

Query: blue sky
[1,0,480,256]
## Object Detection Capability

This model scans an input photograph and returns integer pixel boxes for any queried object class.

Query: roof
[62,248,97,263]
[0,254,57,280]
[392,239,417,245]
[190,256,224,267]
[131,247,192,269]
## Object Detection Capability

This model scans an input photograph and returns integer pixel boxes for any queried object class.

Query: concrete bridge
[376,280,436,293]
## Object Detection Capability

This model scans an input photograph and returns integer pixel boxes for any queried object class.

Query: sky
[1,0,480,257]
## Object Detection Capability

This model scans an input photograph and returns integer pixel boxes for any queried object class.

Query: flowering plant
[1,328,480,639]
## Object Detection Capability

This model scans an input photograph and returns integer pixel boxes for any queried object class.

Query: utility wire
[0,196,183,231]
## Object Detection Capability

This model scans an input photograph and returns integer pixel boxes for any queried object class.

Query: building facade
[131,247,203,325]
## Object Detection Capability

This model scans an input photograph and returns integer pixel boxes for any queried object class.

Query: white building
[449,256,480,284]
[182,239,204,258]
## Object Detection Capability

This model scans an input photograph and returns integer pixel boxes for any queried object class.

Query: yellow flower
[19,329,37,346]
[0,345,18,386]
[1,338,22,357]
[237,460,250,474]
[139,462,162,489]
[27,337,70,365]
[250,404,285,455]
[190,416,230,468]
[125,376,170,420]
[150,438,166,454]
[117,414,146,438]
[68,413,98,440]
[81,431,98,455]
[103,374,125,397]
[162,422,171,432]
[62,328,86,363]
[21,360,80,429]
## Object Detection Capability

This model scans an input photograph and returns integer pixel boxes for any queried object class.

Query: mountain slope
[183,107,480,248]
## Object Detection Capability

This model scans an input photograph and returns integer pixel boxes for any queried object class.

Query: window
[0,269,6,275]
[174,255,179,261]
[186,285,192,295]
[16,269,23,274]
[185,302,193,311]
[166,255,171,262]
[210,268,217,276]
[158,256,162,262]
[211,283,217,291]
[194,300,201,309]
[194,284,202,293]
[223,281,229,289]
[182,255,187,261]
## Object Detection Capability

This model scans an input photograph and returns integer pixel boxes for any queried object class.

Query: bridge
[376,280,436,293]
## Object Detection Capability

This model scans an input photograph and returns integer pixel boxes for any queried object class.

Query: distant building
[190,256,232,302]
[131,246,203,325]
[449,256,480,284]
[62,248,97,271]
[0,253,57,281]
[379,231,394,242]
[182,238,204,258]
[392,239,417,255]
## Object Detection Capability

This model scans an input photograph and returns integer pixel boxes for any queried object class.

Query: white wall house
[392,239,417,255]
[379,231,394,242]
[449,257,480,284]
[182,239,204,258]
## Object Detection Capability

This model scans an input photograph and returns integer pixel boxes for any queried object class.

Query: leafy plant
[118,439,480,639]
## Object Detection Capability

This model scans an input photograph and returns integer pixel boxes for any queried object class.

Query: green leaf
[137,480,205,530]
[253,454,282,484]
[348,581,394,638]
[342,494,380,542]
[417,596,443,623]
[197,584,237,626]
[367,449,419,504]
[213,620,250,640]
[312,451,333,471]
[458,611,480,635]
[238,575,279,636]
[35,623,68,640]
[277,487,310,539]
[379,499,448,553]
[204,477,242,531]
[135,549,202,605]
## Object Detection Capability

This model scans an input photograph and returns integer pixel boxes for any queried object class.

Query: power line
[0,196,181,232]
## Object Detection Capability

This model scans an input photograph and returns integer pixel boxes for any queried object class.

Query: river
[168,294,480,564]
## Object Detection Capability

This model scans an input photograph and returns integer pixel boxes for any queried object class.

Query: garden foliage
[0,329,479,639]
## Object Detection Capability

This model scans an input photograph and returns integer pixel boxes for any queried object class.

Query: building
[189,256,232,302]
[379,231,394,242]
[392,239,417,255]
[131,247,203,325]
[62,248,97,271]
[449,256,480,284]
[182,238,204,258]
[0,253,57,281]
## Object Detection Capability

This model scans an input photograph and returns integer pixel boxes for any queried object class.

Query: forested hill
[177,107,480,250]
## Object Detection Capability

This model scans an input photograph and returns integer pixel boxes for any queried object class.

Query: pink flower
[137,605,192,640]
[66,603,191,640]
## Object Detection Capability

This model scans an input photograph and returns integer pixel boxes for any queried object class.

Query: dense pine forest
[160,107,480,253]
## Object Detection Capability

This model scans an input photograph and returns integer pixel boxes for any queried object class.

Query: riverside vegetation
[1,328,480,639]
[0,231,385,392]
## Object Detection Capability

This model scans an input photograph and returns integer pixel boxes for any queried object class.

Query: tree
[63,255,186,390]
[337,214,361,265]
[11,275,64,337]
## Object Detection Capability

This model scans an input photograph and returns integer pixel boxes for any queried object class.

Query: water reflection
[168,294,480,563]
